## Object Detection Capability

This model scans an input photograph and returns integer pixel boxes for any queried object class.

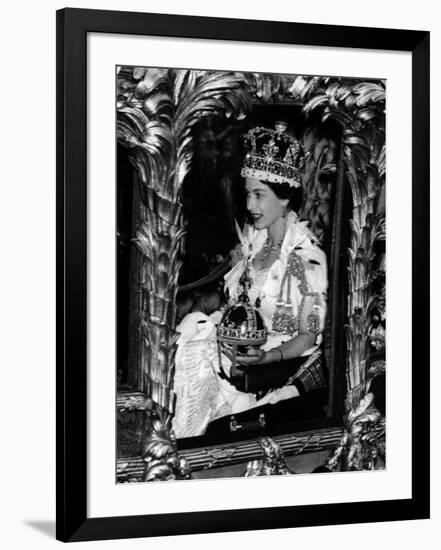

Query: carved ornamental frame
[115,67,387,478]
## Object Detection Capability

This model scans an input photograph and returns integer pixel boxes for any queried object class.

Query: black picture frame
[56,7,430,542]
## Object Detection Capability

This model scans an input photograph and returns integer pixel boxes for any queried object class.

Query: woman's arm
[234,295,321,366]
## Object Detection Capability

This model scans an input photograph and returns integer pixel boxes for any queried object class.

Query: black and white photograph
[115,67,386,482]
[1,0,436,546]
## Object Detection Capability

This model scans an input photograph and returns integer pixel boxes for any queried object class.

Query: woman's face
[245,178,288,230]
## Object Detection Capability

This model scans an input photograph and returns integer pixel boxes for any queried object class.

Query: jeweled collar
[238,211,310,264]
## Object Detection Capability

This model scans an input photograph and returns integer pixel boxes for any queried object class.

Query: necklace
[261,237,283,260]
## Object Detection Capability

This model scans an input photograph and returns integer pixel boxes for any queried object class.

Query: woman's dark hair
[262,179,303,212]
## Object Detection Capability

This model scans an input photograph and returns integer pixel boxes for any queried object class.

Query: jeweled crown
[240,121,308,188]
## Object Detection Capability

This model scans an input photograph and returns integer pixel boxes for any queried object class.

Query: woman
[172,122,328,438]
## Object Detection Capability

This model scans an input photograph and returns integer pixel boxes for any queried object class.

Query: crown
[240,121,307,188]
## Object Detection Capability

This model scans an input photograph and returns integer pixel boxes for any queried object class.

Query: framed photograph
[56,7,430,542]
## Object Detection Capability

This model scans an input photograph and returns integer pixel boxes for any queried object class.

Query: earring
[281,207,287,218]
